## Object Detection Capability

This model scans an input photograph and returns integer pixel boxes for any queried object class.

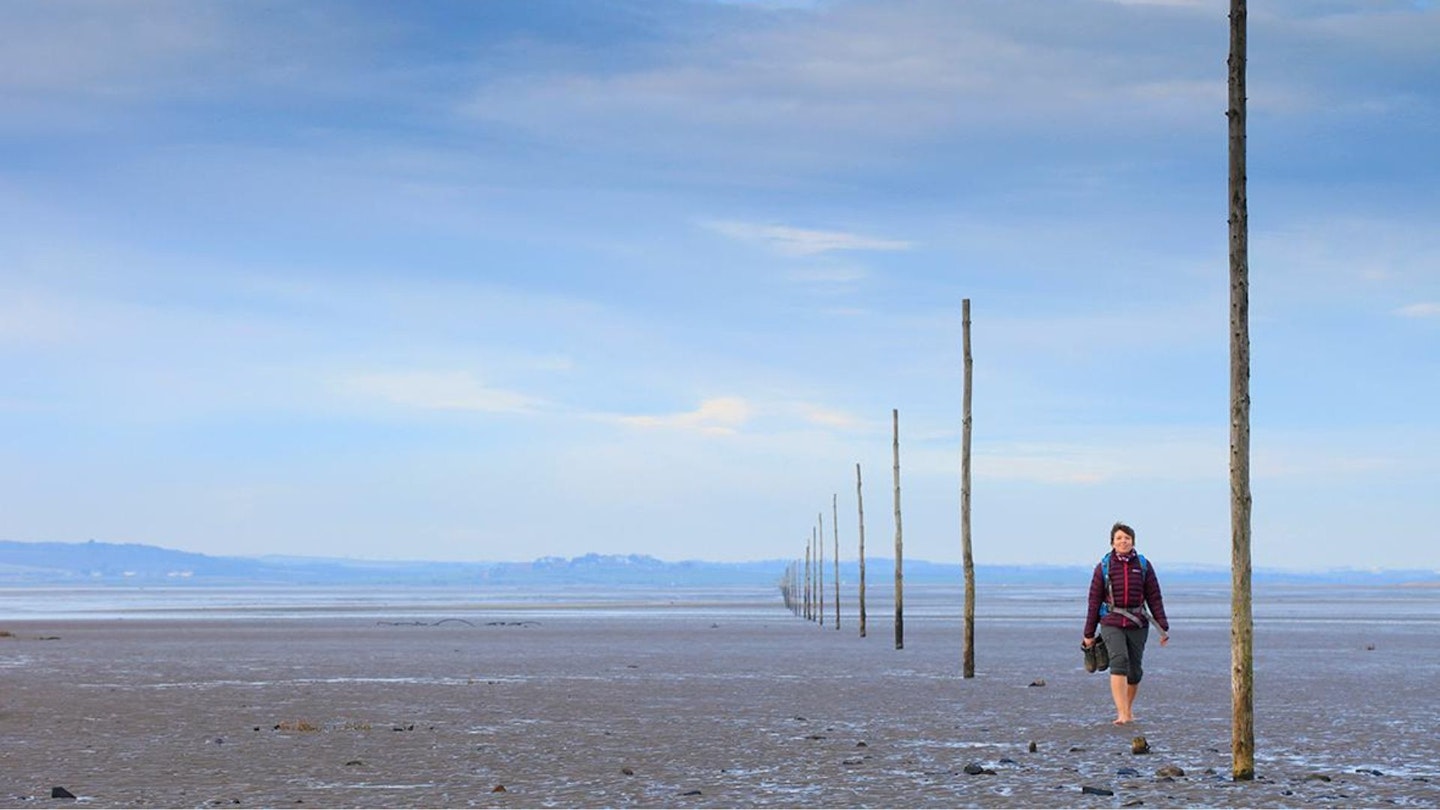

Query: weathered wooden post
[962,298,976,678]
[790,562,797,615]
[1228,0,1256,782]
[893,408,904,651]
[795,559,802,616]
[856,463,868,638]
[812,529,819,623]
[789,559,800,613]
[804,541,812,621]
[817,515,825,628]
[832,493,840,630]
[796,559,803,617]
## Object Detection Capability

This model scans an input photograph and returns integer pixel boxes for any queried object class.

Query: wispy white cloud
[618,396,753,435]
[343,371,542,415]
[705,220,911,256]
[1396,302,1440,318]
[455,0,1239,174]
[793,402,867,431]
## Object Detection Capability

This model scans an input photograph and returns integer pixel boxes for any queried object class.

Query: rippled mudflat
[1,583,1435,807]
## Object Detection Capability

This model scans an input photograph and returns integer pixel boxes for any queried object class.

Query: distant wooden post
[832,493,840,630]
[1228,0,1256,782]
[961,298,976,678]
[812,527,823,619]
[795,559,802,617]
[893,408,904,650]
[805,542,813,621]
[817,515,825,628]
[794,559,806,613]
[856,463,868,638]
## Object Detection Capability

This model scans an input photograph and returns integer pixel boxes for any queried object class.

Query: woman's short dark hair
[1111,522,1136,543]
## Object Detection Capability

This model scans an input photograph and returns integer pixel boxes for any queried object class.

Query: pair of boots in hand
[1083,637,1109,673]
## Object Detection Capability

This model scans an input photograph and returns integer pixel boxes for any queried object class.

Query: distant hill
[0,539,1435,588]
[0,540,792,587]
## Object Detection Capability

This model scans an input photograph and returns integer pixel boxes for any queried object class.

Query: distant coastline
[1,539,1435,588]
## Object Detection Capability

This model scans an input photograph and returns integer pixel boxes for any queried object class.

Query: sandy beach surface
[2,589,1437,808]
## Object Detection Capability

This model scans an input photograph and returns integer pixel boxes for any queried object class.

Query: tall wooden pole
[892,408,904,651]
[795,560,802,617]
[961,298,976,678]
[817,514,825,628]
[856,463,868,638]
[1228,0,1256,782]
[832,493,840,629]
[804,542,812,621]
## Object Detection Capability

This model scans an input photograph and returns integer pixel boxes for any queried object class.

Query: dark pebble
[998,758,1018,766]
[1081,785,1114,796]
[1307,774,1333,782]
[1028,741,1039,753]
[1117,767,1141,777]
[1029,679,1046,687]
[1123,800,1144,807]
[344,760,363,767]
[680,790,703,796]
[963,763,986,776]
[51,787,76,800]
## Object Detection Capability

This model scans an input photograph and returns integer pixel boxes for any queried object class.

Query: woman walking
[1082,522,1170,725]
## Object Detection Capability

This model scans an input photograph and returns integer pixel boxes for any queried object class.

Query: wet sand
[1,603,1436,808]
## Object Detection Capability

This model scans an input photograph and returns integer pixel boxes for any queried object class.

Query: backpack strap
[1101,552,1165,639]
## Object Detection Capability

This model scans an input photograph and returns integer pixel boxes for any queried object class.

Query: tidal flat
[1,584,1436,808]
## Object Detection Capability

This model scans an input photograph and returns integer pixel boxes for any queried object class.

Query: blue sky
[2,0,1437,570]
